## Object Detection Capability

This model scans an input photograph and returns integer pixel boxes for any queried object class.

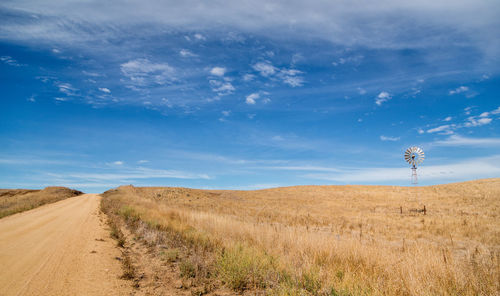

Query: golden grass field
[101,178,500,295]
[0,187,83,218]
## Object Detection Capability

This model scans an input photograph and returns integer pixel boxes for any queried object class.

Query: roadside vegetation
[101,179,500,295]
[0,187,83,218]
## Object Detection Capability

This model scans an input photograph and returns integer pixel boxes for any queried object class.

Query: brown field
[0,186,83,218]
[101,178,500,295]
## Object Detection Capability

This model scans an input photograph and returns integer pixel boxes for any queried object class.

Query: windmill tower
[404,146,425,204]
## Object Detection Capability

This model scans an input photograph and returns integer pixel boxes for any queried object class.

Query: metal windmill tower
[404,146,425,185]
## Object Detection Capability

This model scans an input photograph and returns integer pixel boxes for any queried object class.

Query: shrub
[216,243,277,291]
[180,259,196,278]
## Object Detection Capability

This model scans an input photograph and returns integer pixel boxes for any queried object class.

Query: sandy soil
[0,194,133,296]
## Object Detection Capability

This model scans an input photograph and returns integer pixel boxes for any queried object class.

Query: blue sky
[1,1,499,193]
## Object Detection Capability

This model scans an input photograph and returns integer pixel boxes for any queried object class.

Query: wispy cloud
[305,155,500,183]
[427,124,454,134]
[1,56,23,66]
[375,91,391,106]
[82,70,103,77]
[67,167,211,181]
[120,58,175,87]
[194,33,206,41]
[433,135,500,147]
[57,82,77,96]
[210,67,226,76]
[98,87,111,93]
[252,61,304,87]
[449,86,469,95]
[253,61,276,77]
[209,80,235,95]
[464,116,492,127]
[380,135,400,141]
[179,49,197,57]
[2,1,497,58]
[242,74,255,81]
[332,55,364,66]
[245,93,259,105]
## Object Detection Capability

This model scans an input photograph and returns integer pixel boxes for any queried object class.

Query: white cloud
[194,33,206,40]
[375,91,392,106]
[209,80,235,95]
[417,128,424,134]
[434,135,500,147]
[443,116,452,121]
[358,87,367,95]
[221,110,231,117]
[279,69,304,87]
[137,160,149,164]
[252,61,304,87]
[262,165,342,172]
[52,48,60,54]
[113,161,124,165]
[380,135,400,141]
[179,49,197,57]
[464,116,492,127]
[120,58,175,86]
[245,93,259,105]
[332,55,364,66]
[82,70,102,77]
[427,124,453,133]
[27,95,36,102]
[253,62,277,77]
[491,107,500,115]
[98,87,111,93]
[1,1,498,64]
[449,86,469,95]
[243,74,255,81]
[0,56,23,67]
[281,75,304,87]
[210,67,226,76]
[67,167,211,181]
[54,97,68,101]
[57,82,77,95]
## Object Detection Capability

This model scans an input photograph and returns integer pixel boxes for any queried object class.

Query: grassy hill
[0,187,83,218]
[101,179,500,295]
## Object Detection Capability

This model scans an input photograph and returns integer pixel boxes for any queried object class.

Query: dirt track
[0,194,132,296]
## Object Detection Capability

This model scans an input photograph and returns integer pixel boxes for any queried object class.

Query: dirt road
[0,194,133,296]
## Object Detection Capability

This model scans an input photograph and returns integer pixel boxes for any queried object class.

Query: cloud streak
[2,0,498,58]
[304,155,500,183]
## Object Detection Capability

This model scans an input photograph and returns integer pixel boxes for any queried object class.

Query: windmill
[404,146,425,185]
[404,147,426,213]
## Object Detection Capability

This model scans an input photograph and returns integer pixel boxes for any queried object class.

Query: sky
[1,0,499,193]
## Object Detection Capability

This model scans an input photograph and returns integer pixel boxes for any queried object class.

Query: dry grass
[101,178,500,295]
[0,187,83,218]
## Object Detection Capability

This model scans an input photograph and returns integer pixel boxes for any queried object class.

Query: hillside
[101,178,500,295]
[0,186,83,218]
